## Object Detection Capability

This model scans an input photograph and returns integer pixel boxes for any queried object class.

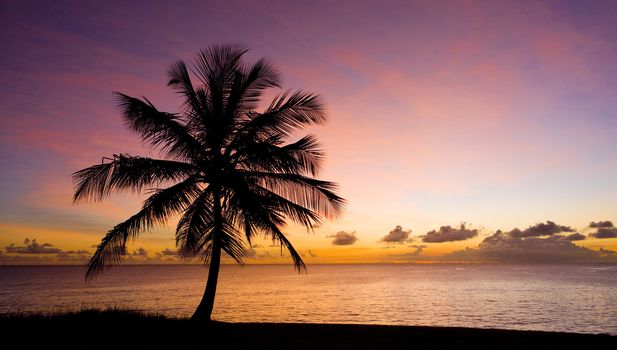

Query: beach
[2,310,614,349]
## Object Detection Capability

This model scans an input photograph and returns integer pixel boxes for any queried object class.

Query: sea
[1,264,616,334]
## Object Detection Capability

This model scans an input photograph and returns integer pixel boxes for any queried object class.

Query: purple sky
[1,0,616,263]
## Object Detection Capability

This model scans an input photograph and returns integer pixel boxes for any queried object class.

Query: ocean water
[0,264,616,334]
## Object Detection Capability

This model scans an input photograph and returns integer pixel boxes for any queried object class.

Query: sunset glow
[1,0,616,265]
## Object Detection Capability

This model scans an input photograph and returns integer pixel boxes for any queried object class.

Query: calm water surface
[1,264,615,334]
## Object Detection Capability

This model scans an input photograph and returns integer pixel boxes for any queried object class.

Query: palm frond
[85,178,201,280]
[280,135,324,176]
[113,92,203,160]
[226,57,281,119]
[231,135,324,178]
[188,86,214,138]
[167,60,203,117]
[224,176,306,271]
[72,154,196,203]
[230,194,305,272]
[248,90,326,138]
[192,44,247,89]
[241,171,345,219]
[272,227,306,272]
[213,221,246,265]
[252,184,324,229]
[176,189,246,265]
[191,45,247,131]
[176,189,214,259]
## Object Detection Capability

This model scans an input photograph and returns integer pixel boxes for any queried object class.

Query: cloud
[244,248,257,258]
[409,245,427,257]
[563,233,586,241]
[64,250,90,255]
[308,249,317,257]
[222,245,303,261]
[56,250,91,260]
[2,238,91,264]
[422,224,478,243]
[591,227,617,239]
[386,244,428,260]
[5,238,63,254]
[159,248,177,256]
[328,231,358,245]
[444,229,617,263]
[380,225,412,244]
[257,251,274,259]
[131,247,148,257]
[589,221,614,228]
[508,221,573,238]
[154,248,179,261]
[255,251,292,260]
[586,221,617,239]
[598,248,617,256]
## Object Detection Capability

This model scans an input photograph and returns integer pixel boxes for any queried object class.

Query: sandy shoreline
[1,310,614,349]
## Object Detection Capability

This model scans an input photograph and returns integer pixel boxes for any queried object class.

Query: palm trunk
[191,187,222,321]
[191,239,221,321]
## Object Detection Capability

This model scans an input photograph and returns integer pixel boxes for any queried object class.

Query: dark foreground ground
[1,310,614,349]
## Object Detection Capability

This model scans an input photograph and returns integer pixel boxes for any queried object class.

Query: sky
[1,0,616,265]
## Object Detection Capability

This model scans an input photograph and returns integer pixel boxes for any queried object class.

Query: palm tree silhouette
[72,44,345,321]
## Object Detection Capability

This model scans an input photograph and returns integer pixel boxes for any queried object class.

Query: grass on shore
[1,309,614,349]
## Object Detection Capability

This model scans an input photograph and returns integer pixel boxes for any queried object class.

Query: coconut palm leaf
[225,57,280,118]
[176,189,214,259]
[244,171,344,219]
[72,154,196,203]
[167,60,202,116]
[114,93,204,161]
[85,177,201,280]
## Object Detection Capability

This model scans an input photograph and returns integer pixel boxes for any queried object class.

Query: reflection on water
[1,264,616,334]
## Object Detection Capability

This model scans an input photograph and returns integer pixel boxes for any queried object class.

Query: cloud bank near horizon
[422,224,478,243]
[2,218,617,264]
[444,227,617,264]
[0,238,181,264]
[328,231,359,245]
[380,226,413,244]
[589,221,617,239]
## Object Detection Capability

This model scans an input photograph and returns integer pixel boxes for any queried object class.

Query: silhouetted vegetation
[2,309,614,349]
[72,44,344,320]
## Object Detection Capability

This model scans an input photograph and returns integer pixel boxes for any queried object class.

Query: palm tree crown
[72,44,344,320]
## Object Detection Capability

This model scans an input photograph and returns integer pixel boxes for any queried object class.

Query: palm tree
[72,44,345,321]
